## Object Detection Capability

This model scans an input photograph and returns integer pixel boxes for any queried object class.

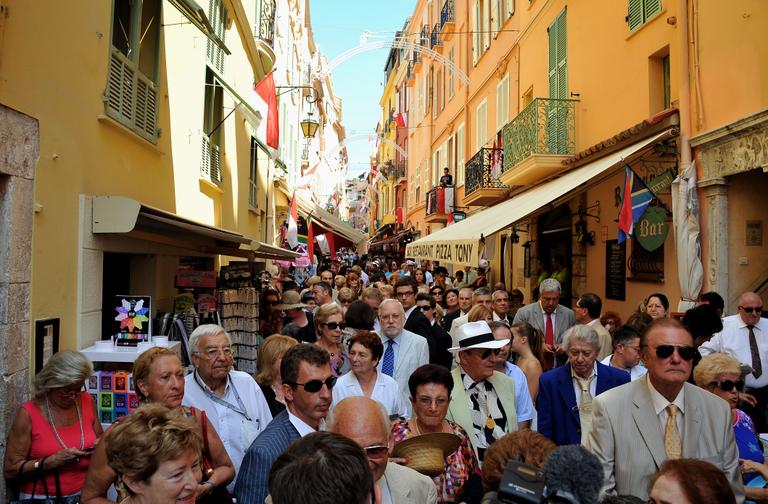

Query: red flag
[307,213,314,265]
[328,233,337,259]
[255,71,279,150]
[397,207,403,225]
[395,112,406,128]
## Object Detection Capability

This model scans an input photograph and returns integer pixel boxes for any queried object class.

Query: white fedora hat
[448,321,508,353]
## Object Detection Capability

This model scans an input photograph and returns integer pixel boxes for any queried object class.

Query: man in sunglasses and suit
[585,319,744,501]
[446,321,521,461]
[236,344,336,504]
[699,291,768,432]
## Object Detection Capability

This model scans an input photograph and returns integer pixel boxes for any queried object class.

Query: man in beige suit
[574,293,612,360]
[329,396,437,504]
[585,319,744,502]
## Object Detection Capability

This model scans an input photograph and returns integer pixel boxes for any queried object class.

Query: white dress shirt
[699,314,768,389]
[331,370,408,418]
[493,311,510,324]
[646,374,685,437]
[287,409,319,437]
[600,354,648,381]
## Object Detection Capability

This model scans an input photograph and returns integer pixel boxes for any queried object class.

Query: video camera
[480,459,579,504]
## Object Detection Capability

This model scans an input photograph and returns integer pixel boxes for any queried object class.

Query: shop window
[627,0,662,32]
[106,0,161,142]
[202,68,224,185]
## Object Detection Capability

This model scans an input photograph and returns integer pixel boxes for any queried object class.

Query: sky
[309,0,414,179]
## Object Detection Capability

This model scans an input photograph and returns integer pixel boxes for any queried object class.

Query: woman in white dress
[331,331,408,418]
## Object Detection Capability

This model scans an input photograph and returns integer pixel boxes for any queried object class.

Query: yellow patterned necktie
[577,376,595,444]
[664,404,682,459]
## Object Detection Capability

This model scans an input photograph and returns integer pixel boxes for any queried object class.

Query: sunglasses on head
[323,322,347,330]
[479,348,502,360]
[288,376,337,393]
[711,379,745,392]
[654,344,696,361]
[740,306,763,314]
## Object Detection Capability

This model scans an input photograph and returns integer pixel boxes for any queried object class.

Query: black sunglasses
[740,306,763,314]
[418,305,433,311]
[288,376,337,393]
[363,445,389,458]
[323,322,347,330]
[480,348,502,360]
[712,379,745,392]
[654,344,696,361]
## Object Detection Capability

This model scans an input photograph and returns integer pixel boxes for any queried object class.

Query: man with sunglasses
[416,293,453,368]
[396,277,438,364]
[235,344,336,504]
[329,396,437,504]
[585,319,744,501]
[446,321,521,460]
[537,325,629,446]
[700,291,768,432]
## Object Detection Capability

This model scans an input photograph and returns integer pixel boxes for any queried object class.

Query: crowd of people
[4,255,768,504]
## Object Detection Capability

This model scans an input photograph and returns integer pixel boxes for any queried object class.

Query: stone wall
[0,104,39,497]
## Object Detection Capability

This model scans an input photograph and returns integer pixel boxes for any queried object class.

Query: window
[628,0,662,32]
[249,138,263,209]
[448,48,455,99]
[648,47,670,114]
[456,123,465,186]
[207,0,227,73]
[105,0,161,142]
[202,68,224,184]
[476,100,488,151]
[496,74,509,132]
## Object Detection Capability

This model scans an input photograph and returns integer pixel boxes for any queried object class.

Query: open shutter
[473,1,480,65]
[627,0,643,31]
[491,0,500,34]
[106,49,135,127]
[134,74,158,141]
[644,0,661,20]
[556,10,567,100]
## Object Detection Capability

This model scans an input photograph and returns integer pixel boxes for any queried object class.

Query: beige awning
[406,130,673,267]
[281,185,368,246]
[92,196,299,260]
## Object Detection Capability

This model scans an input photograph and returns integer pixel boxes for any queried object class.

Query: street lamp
[276,85,320,139]
[300,110,319,138]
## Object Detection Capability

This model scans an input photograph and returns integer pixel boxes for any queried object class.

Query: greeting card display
[114,295,151,346]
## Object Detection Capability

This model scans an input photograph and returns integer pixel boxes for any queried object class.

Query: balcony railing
[440,0,455,27]
[465,148,506,196]
[431,24,443,49]
[256,0,276,46]
[426,185,454,216]
[502,98,578,171]
[393,162,406,181]
[420,26,430,46]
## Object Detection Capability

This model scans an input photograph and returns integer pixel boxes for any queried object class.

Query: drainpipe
[677,0,692,167]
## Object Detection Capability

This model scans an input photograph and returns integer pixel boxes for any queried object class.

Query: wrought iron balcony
[426,185,454,222]
[431,24,443,49]
[465,148,508,205]
[256,0,276,46]
[393,161,407,182]
[502,98,577,172]
[441,0,455,28]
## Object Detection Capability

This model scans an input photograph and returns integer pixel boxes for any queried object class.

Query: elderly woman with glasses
[693,353,766,494]
[314,303,348,376]
[330,331,407,418]
[390,364,481,503]
[4,351,103,502]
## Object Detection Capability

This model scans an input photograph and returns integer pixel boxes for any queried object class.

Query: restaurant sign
[406,239,478,267]
[636,206,669,251]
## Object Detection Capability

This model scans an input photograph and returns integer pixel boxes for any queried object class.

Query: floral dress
[391,419,480,503]
[733,408,765,483]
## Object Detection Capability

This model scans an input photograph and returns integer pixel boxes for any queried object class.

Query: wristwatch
[33,458,44,471]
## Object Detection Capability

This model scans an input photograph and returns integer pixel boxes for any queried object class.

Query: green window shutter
[628,0,643,31]
[644,0,661,20]
[548,17,557,98]
[556,10,567,100]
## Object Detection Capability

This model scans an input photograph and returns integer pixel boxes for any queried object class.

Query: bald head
[328,396,390,481]
[738,291,764,326]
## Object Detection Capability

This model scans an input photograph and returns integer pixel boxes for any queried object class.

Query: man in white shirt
[585,319,743,501]
[183,324,273,490]
[699,291,768,431]
[235,344,335,503]
[600,325,647,381]
[491,290,511,324]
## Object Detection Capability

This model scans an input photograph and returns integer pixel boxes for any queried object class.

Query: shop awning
[292,192,367,246]
[405,130,673,267]
[92,196,299,260]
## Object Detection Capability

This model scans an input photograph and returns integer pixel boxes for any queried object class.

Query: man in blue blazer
[538,325,630,446]
[235,344,335,503]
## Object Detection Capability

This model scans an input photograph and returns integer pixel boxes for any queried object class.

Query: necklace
[44,394,84,451]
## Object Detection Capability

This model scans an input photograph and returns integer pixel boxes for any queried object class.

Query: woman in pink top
[4,350,103,501]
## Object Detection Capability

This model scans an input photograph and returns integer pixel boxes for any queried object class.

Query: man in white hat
[446,321,521,461]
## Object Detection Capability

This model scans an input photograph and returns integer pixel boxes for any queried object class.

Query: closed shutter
[627,0,644,31]
[644,0,661,20]
[491,0,500,34]
[457,124,465,185]
[106,49,135,126]
[473,1,480,65]
[548,10,567,100]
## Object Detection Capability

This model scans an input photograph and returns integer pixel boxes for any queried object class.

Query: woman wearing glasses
[331,331,407,418]
[314,303,348,376]
[4,350,103,503]
[693,353,766,496]
[81,347,234,503]
[391,364,481,503]
[430,286,446,309]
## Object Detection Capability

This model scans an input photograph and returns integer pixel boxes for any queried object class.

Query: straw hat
[274,291,308,311]
[391,432,461,477]
[448,320,508,353]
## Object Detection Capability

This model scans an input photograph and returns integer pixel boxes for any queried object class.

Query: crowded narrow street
[1,0,767,502]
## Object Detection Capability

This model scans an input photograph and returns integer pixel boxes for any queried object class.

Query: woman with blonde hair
[314,303,348,376]
[4,350,102,502]
[337,287,357,312]
[467,304,493,324]
[255,335,299,416]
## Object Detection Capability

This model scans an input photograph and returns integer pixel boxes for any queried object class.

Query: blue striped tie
[381,339,394,377]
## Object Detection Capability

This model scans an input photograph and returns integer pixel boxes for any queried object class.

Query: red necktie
[544,313,555,370]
